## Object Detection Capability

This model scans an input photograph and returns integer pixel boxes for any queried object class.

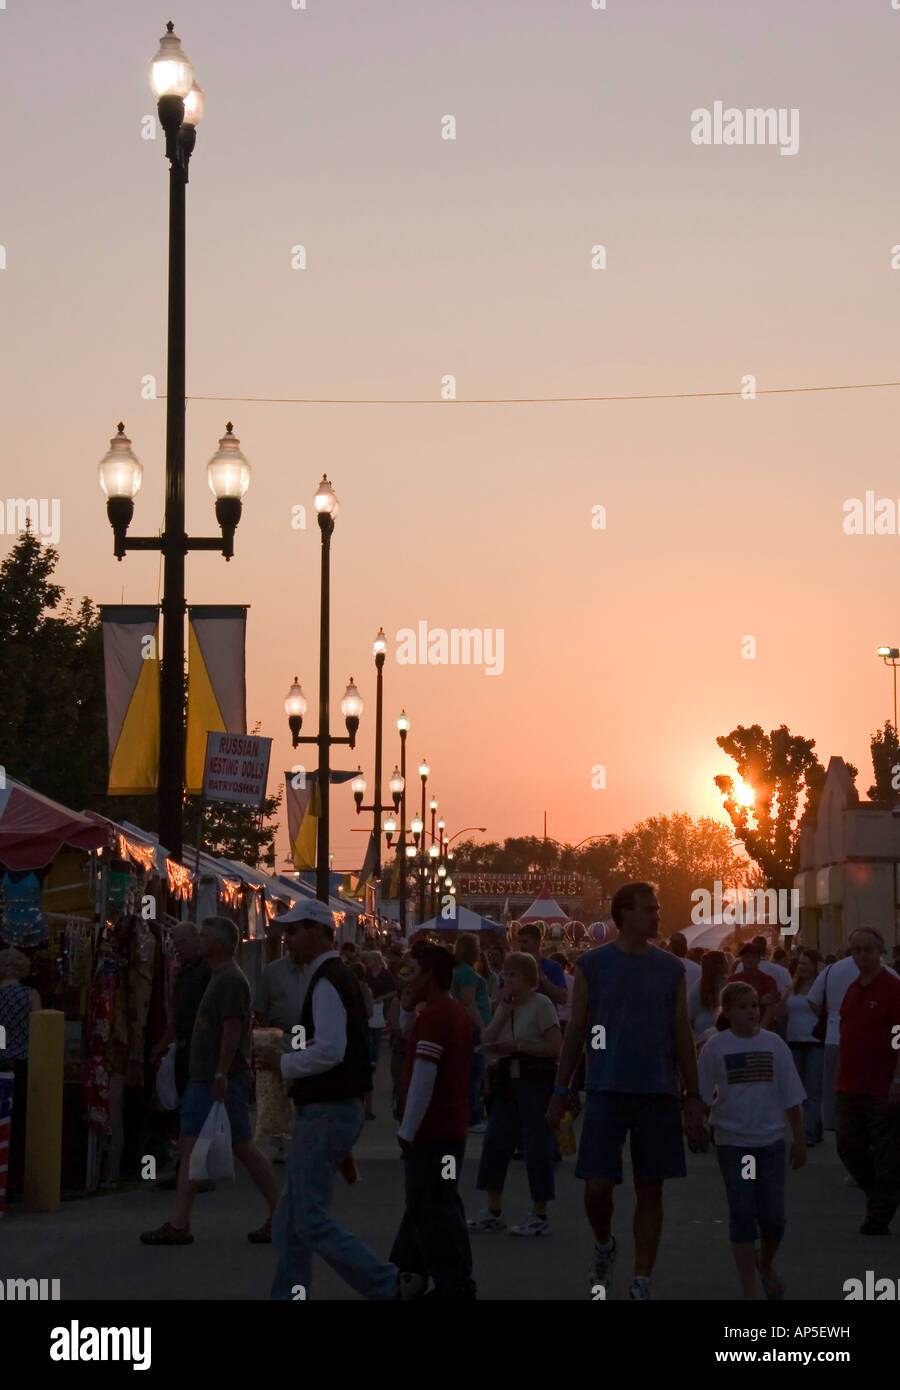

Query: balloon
[590,919,614,944]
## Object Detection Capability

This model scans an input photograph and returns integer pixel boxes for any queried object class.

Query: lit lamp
[98,424,143,558]
[411,813,423,845]
[389,766,404,808]
[207,424,251,559]
[341,679,364,749]
[384,812,397,845]
[877,646,900,731]
[429,844,439,860]
[351,768,367,811]
[284,678,308,747]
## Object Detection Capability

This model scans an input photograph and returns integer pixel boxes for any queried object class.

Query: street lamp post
[396,711,410,933]
[98,27,249,864]
[877,646,900,732]
[352,629,400,905]
[417,758,430,923]
[284,476,362,902]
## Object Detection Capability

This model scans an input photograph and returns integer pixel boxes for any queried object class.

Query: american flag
[724,1051,774,1085]
[0,1070,13,1218]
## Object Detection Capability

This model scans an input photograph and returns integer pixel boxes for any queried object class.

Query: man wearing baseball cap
[258,898,400,1299]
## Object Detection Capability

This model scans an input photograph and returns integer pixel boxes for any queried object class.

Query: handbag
[155,1044,179,1111]
[811,964,831,1043]
[496,1002,557,1087]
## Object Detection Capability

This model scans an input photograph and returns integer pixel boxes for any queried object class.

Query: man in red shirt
[390,943,476,1299]
[727,943,779,1029]
[836,926,900,1235]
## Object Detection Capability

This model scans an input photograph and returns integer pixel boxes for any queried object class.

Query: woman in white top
[468,952,561,1238]
[688,951,727,1037]
[785,949,824,1146]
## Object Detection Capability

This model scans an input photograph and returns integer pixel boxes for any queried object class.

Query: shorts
[575,1090,686,1183]
[180,1076,253,1145]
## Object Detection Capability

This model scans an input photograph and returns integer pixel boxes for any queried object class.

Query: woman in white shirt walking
[785,949,824,1146]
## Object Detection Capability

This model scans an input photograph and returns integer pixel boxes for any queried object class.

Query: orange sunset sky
[3,1,900,869]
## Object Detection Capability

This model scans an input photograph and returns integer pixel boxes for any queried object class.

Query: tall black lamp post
[283,475,363,902]
[98,26,251,864]
[350,630,401,895]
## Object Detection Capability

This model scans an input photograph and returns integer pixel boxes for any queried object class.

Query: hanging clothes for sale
[83,953,118,1132]
[0,869,48,947]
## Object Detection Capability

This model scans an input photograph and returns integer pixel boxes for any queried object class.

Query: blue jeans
[477,1076,555,1204]
[468,1038,486,1125]
[390,1139,476,1297]
[789,1043,824,1143]
[270,1098,398,1300]
[716,1139,786,1245]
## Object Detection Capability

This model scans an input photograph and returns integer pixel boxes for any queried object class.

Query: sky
[3,0,900,871]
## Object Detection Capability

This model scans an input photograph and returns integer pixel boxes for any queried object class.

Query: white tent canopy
[419,904,504,934]
[519,885,569,925]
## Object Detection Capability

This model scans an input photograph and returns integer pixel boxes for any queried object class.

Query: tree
[868,722,900,806]
[185,791,282,870]
[714,723,855,889]
[616,812,750,930]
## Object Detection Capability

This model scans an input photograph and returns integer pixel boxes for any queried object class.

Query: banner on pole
[186,606,248,794]
[100,605,160,794]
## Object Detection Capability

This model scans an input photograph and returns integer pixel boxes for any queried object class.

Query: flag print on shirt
[724,1051,774,1085]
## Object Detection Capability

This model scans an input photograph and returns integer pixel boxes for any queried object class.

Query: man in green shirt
[141,917,280,1247]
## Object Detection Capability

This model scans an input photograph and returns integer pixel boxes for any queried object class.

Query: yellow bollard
[24,1009,65,1213]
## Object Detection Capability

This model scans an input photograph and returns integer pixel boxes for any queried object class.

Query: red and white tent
[519,882,569,926]
[0,778,107,871]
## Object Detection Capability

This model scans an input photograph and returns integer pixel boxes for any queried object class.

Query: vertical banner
[355,831,378,900]
[186,606,248,795]
[284,773,319,871]
[100,605,160,794]
[0,1070,13,1217]
[283,769,357,872]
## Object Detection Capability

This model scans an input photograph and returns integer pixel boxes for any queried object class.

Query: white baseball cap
[277,898,336,929]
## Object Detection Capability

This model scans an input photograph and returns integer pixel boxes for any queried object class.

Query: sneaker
[589,1236,616,1297]
[396,1272,428,1300]
[469,1122,488,1134]
[629,1276,652,1300]
[509,1215,551,1237]
[467,1208,506,1233]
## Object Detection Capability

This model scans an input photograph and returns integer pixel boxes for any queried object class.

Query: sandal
[139,1221,193,1245]
[756,1258,785,1300]
[248,1217,272,1244]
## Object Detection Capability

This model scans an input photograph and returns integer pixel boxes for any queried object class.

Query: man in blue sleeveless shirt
[547,883,704,1299]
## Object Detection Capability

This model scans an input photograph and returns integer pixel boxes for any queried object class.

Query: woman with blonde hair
[467,951,561,1237]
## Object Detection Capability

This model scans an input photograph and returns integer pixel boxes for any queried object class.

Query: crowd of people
[130,885,900,1300]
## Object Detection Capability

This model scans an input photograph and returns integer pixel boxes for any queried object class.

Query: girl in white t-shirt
[698,983,807,1301]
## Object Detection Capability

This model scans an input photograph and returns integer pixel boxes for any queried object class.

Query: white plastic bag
[155,1044,179,1111]
[189,1100,235,1182]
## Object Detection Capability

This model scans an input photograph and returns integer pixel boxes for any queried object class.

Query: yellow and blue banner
[100,605,160,794]
[186,606,248,795]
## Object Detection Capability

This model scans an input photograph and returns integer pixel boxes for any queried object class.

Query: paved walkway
[1,1068,891,1301]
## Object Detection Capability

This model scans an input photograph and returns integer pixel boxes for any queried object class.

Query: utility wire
[161,379,900,406]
